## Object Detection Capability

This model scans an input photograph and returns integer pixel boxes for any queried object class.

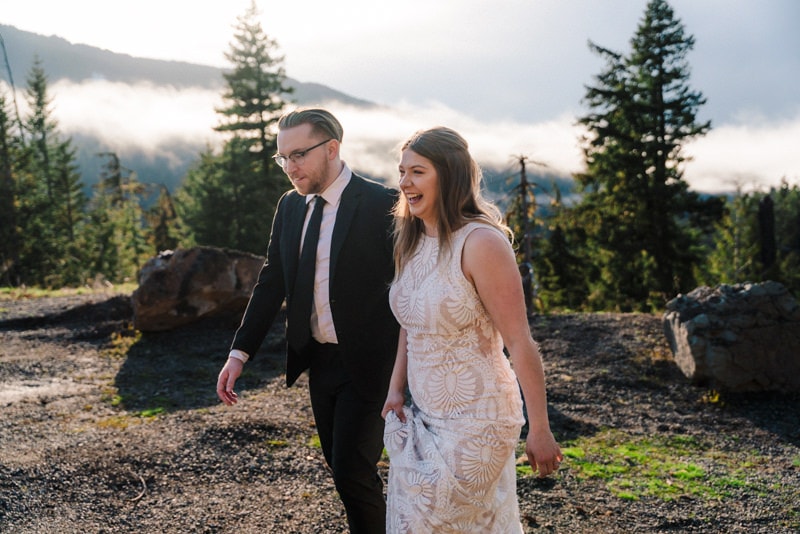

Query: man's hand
[216,357,244,405]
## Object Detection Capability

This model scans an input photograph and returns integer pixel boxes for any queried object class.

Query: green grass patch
[138,407,165,418]
[556,429,766,501]
[516,464,534,477]
[562,446,585,459]
[307,434,321,449]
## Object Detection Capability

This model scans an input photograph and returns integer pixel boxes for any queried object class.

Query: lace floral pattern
[385,222,525,533]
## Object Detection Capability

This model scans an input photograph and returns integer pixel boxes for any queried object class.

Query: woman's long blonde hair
[393,126,511,274]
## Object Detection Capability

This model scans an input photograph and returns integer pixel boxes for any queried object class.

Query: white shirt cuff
[228,349,249,363]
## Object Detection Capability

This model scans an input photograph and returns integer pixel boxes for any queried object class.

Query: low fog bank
[5,79,799,196]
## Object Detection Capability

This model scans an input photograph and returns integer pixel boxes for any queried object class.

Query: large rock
[663,281,800,392]
[132,247,264,331]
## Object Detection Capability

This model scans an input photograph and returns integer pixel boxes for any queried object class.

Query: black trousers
[307,341,386,534]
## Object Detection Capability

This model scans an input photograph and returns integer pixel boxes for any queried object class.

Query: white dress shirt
[304,163,351,345]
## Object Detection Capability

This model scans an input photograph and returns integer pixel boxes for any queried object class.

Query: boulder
[132,247,264,332]
[663,281,800,392]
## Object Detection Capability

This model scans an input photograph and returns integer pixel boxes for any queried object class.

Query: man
[216,108,399,533]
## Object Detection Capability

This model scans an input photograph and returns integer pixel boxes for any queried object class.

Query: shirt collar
[305,162,352,208]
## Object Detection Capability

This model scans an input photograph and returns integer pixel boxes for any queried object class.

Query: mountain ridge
[0,23,378,193]
[0,23,374,107]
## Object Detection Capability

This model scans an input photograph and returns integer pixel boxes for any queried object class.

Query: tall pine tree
[178,1,293,254]
[570,0,721,311]
[215,0,293,168]
[14,58,87,286]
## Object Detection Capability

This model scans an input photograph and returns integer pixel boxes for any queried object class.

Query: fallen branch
[128,470,147,502]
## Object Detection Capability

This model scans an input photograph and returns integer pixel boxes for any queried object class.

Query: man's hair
[277,108,344,142]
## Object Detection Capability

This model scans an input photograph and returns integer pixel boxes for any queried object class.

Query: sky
[2,0,799,194]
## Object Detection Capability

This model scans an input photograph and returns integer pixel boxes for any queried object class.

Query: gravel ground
[0,292,798,533]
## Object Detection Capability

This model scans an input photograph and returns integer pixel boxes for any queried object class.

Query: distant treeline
[2,0,799,311]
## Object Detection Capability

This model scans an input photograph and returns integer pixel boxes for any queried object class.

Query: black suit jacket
[231,174,400,401]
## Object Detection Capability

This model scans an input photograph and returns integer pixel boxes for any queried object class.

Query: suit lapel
[286,193,308,291]
[329,177,362,284]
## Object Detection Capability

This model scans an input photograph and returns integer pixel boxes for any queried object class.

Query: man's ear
[327,139,340,160]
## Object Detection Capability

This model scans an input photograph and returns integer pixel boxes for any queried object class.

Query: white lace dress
[384,222,525,533]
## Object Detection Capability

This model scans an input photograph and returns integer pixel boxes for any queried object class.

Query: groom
[216,108,399,533]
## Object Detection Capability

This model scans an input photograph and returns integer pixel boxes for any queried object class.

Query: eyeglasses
[272,139,332,169]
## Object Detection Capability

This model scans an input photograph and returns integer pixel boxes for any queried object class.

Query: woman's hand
[381,389,406,422]
[526,429,563,478]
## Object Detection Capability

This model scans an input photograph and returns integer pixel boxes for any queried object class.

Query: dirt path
[1,293,798,533]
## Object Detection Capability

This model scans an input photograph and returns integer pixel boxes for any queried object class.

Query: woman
[381,127,562,533]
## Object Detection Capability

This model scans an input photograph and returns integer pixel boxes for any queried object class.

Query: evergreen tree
[147,184,184,254]
[51,140,89,284]
[533,188,590,311]
[11,57,88,286]
[84,153,149,283]
[696,188,759,286]
[3,56,171,287]
[14,59,57,284]
[570,0,720,311]
[698,181,800,296]
[771,180,800,293]
[177,138,281,253]
[0,91,20,284]
[216,0,293,165]
[177,1,292,254]
[25,58,56,202]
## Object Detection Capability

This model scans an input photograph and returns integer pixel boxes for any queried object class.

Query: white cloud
[3,79,797,195]
[683,113,800,194]
[49,80,222,152]
[276,100,800,195]
[295,100,585,187]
